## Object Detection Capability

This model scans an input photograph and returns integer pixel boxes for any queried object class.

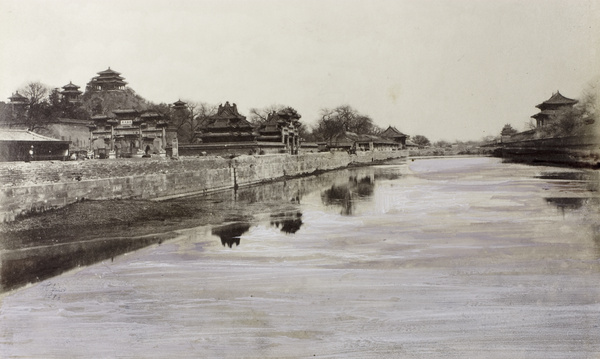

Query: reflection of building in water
[270,211,303,234]
[212,222,251,247]
[321,174,376,215]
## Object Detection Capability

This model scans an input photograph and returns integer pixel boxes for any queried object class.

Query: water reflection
[544,197,586,211]
[2,163,405,291]
[321,175,375,215]
[270,211,303,234]
[1,235,169,293]
[212,222,251,248]
[537,170,599,192]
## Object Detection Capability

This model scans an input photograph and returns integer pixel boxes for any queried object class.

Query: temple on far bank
[86,67,128,92]
[88,108,176,159]
[531,91,578,128]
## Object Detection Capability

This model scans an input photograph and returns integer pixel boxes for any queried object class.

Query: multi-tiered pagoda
[531,91,578,128]
[197,102,255,143]
[86,67,128,92]
[60,81,82,103]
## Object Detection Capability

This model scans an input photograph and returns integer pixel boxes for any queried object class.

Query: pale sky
[1,0,599,141]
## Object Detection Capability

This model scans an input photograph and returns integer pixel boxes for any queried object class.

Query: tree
[433,140,452,148]
[411,135,431,147]
[20,81,52,130]
[312,105,380,142]
[248,104,288,125]
[167,101,217,143]
[500,124,518,136]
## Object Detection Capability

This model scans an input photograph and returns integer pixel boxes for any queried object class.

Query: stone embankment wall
[498,135,600,168]
[0,150,407,222]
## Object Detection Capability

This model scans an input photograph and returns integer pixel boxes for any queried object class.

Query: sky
[1,0,599,142]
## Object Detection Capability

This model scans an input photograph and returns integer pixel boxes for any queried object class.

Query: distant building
[327,131,400,152]
[89,108,175,158]
[60,81,83,103]
[6,92,29,123]
[197,102,255,143]
[380,126,408,148]
[86,67,128,92]
[531,91,578,128]
[257,108,302,154]
[0,128,69,161]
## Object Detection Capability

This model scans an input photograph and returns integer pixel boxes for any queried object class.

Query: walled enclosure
[0,151,407,222]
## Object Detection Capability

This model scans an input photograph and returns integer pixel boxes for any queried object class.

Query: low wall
[0,150,407,222]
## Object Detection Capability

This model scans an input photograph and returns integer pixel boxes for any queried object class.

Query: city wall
[0,150,407,222]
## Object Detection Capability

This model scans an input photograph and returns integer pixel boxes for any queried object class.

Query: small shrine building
[380,126,408,148]
[60,82,82,103]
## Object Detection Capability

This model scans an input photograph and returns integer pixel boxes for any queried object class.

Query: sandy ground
[1,157,599,358]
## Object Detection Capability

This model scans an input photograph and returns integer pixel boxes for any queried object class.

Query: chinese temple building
[60,81,82,103]
[86,67,128,92]
[380,126,408,148]
[197,102,255,143]
[257,107,302,154]
[88,108,174,158]
[531,91,578,128]
[328,131,400,152]
[5,92,29,123]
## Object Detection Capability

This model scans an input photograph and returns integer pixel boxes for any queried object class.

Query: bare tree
[312,105,380,142]
[248,104,287,125]
[169,101,217,143]
[19,81,52,130]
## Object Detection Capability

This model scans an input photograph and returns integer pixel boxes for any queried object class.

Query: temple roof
[0,129,69,143]
[62,81,80,90]
[172,99,187,108]
[213,102,246,120]
[536,91,578,109]
[97,67,122,76]
[9,91,28,102]
[381,126,407,138]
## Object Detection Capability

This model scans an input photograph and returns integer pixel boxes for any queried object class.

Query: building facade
[89,109,174,158]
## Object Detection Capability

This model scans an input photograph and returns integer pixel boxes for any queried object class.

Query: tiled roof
[381,126,407,138]
[97,67,121,76]
[536,91,578,108]
[62,81,80,90]
[0,129,68,142]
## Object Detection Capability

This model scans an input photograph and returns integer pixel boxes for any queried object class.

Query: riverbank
[0,150,407,222]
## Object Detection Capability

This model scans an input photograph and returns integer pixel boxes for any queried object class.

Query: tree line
[1,81,432,145]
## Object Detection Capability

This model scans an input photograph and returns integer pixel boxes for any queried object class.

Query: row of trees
[0,82,89,131]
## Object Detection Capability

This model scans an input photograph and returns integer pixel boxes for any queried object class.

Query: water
[1,157,599,358]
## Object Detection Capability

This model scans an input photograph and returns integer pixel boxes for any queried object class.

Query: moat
[1,157,599,358]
